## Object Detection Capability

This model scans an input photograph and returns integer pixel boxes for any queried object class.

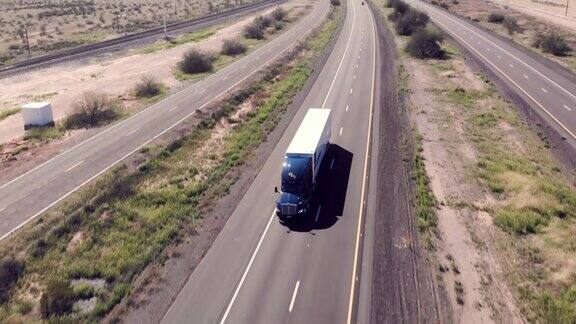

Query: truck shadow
[281,144,353,232]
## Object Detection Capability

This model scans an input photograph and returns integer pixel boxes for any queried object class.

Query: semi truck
[275,108,332,219]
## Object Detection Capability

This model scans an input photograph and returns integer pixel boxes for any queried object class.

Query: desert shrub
[533,32,571,56]
[274,21,286,31]
[487,12,505,23]
[330,0,341,6]
[256,15,273,28]
[395,9,429,36]
[40,279,75,318]
[503,16,521,34]
[221,39,247,56]
[405,28,444,59]
[271,7,287,21]
[244,20,265,39]
[134,75,162,98]
[0,257,24,304]
[64,91,119,129]
[178,49,214,74]
[388,0,409,21]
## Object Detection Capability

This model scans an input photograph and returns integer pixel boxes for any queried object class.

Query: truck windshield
[281,156,312,195]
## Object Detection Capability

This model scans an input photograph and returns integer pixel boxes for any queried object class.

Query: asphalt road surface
[161,0,379,323]
[0,0,331,240]
[407,0,576,150]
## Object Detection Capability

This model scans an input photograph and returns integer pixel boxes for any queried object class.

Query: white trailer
[286,108,332,182]
[276,108,332,218]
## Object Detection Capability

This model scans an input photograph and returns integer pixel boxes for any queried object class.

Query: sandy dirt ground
[0,2,307,145]
[376,7,527,319]
[492,0,576,24]
[405,55,525,323]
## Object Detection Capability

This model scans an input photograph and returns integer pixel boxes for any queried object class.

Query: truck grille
[281,204,297,215]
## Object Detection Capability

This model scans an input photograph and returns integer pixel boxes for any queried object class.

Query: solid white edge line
[0,18,312,242]
[218,210,276,323]
[64,160,84,173]
[322,0,357,109]
[346,1,377,323]
[427,15,576,142]
[418,0,576,101]
[288,281,301,312]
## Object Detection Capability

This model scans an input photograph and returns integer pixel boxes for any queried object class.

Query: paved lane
[161,0,379,323]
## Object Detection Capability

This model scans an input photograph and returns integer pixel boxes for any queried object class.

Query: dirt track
[369,3,452,323]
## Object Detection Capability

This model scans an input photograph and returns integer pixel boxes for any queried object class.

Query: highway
[407,0,576,150]
[161,0,379,322]
[0,0,331,240]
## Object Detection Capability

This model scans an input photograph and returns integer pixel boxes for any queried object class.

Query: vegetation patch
[221,39,247,56]
[487,12,505,24]
[134,76,164,99]
[428,50,576,322]
[63,91,120,129]
[0,108,21,121]
[140,28,217,54]
[533,32,572,57]
[178,49,214,75]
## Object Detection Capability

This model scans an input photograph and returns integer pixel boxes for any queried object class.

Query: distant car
[361,1,365,4]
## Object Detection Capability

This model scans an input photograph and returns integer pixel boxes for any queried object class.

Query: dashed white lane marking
[350,88,353,94]
[356,64,359,68]
[354,74,356,79]
[487,48,491,51]
[223,75,229,81]
[345,105,349,112]
[339,127,343,136]
[564,104,572,112]
[289,281,301,312]
[509,63,514,68]
[523,74,529,79]
[169,106,178,112]
[199,90,206,95]
[65,160,84,173]
[314,205,322,223]
[497,55,502,59]
[126,128,140,136]
[0,208,4,213]
[542,88,548,93]
[330,158,335,170]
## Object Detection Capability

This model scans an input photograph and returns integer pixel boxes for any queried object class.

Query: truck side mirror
[274,187,278,193]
